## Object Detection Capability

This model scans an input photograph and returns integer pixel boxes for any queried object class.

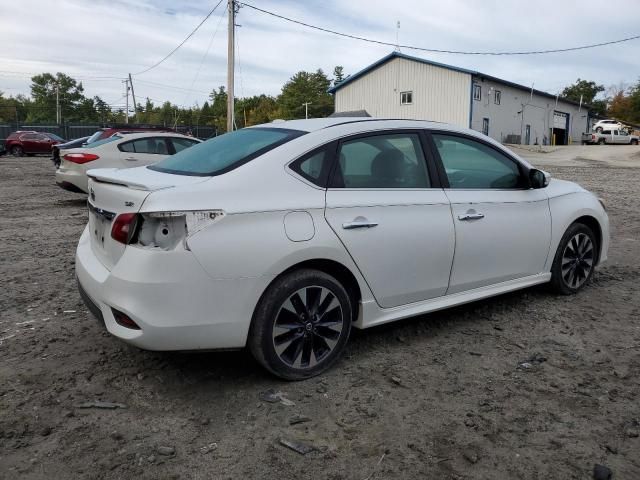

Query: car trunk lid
[86,167,210,270]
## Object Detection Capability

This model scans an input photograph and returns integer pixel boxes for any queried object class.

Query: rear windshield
[46,133,65,141]
[86,130,104,144]
[148,127,305,176]
[85,135,122,148]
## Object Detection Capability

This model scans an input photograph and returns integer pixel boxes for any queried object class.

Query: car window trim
[424,130,533,190]
[326,129,440,190]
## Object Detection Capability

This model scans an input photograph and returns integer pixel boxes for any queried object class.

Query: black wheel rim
[272,286,343,369]
[561,233,594,289]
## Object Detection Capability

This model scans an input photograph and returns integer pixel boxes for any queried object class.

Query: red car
[5,131,65,156]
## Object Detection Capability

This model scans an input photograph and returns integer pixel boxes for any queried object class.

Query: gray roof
[328,51,588,109]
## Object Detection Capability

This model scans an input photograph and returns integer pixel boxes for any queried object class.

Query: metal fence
[0,123,217,149]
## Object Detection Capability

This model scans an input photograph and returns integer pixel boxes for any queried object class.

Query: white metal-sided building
[329,52,590,145]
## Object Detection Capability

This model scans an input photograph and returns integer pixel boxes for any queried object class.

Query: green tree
[30,72,86,122]
[209,86,228,133]
[277,69,334,119]
[562,78,606,115]
[626,78,640,123]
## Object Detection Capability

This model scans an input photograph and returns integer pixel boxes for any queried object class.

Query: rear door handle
[342,221,379,230]
[124,157,138,162]
[458,213,485,221]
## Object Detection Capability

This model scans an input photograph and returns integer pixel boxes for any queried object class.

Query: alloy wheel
[561,233,594,289]
[272,286,344,369]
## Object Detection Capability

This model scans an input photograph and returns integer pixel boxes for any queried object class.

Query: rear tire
[550,223,597,295]
[248,269,352,380]
[632,139,638,145]
[11,145,23,157]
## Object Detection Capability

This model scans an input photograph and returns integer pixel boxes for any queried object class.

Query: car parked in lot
[56,132,201,193]
[582,129,639,145]
[76,118,609,379]
[51,136,90,167]
[5,131,65,156]
[592,119,624,133]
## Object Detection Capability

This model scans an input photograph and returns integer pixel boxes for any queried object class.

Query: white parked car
[76,118,609,379]
[592,119,624,133]
[55,132,201,193]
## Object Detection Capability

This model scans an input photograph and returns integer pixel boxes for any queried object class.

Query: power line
[239,1,640,56]
[132,0,224,76]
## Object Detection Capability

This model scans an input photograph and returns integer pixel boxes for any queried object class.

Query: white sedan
[55,132,201,193]
[75,118,609,379]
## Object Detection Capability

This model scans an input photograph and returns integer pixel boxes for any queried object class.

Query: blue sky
[1,0,637,111]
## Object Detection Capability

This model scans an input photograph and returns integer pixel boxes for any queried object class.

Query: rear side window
[149,127,306,176]
[171,137,200,153]
[331,133,430,188]
[289,146,334,187]
[119,138,170,154]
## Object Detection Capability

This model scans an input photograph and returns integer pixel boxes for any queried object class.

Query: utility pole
[226,0,235,132]
[122,79,130,124]
[55,83,60,124]
[128,73,137,124]
[302,102,312,119]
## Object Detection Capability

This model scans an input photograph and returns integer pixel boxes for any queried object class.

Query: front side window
[473,84,481,101]
[432,134,523,189]
[400,91,413,105]
[331,133,430,189]
[494,90,501,105]
[150,128,305,176]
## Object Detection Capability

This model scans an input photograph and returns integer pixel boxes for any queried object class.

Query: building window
[482,118,489,136]
[494,90,501,105]
[400,91,413,105]
[473,84,481,101]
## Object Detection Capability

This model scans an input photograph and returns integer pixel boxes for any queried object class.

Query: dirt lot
[1,146,639,480]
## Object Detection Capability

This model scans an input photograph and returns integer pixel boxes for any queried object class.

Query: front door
[429,132,551,294]
[324,131,455,308]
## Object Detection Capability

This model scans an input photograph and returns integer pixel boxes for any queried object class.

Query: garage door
[553,111,568,130]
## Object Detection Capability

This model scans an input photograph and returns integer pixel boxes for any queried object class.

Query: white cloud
[0,0,637,110]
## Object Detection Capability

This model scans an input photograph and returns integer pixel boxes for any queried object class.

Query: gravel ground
[1,147,639,480]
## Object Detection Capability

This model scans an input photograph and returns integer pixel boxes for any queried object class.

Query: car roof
[253,117,451,133]
[112,132,201,140]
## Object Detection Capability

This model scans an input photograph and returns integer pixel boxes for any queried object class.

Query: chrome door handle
[342,221,379,230]
[458,213,485,221]
[124,157,138,161]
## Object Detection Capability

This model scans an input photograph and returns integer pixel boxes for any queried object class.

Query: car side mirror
[529,169,550,189]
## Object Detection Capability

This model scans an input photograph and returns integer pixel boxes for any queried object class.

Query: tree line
[2,66,640,131]
[0,66,346,133]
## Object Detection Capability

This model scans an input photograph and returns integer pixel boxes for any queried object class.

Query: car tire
[632,139,638,145]
[11,145,23,157]
[248,269,352,380]
[598,139,605,145]
[549,223,597,295]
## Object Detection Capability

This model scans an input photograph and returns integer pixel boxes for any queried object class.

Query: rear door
[324,130,455,308]
[428,132,551,294]
[19,133,40,153]
[117,137,172,167]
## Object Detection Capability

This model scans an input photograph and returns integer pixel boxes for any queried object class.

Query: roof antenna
[395,21,401,52]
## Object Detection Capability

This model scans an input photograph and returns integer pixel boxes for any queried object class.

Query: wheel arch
[571,215,603,264]
[253,258,363,325]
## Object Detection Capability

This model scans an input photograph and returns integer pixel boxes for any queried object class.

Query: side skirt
[355,273,551,329]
